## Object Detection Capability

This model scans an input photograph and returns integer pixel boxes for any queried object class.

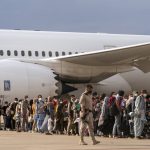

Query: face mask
[143,94,147,97]
[39,98,42,101]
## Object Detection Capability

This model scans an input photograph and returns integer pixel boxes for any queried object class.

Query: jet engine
[0,60,64,102]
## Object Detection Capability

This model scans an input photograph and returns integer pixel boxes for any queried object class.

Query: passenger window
[28,51,32,56]
[69,52,72,55]
[35,51,39,57]
[75,52,78,54]
[0,50,3,56]
[0,50,4,56]
[62,52,65,56]
[49,51,52,57]
[21,51,25,56]
[14,50,18,56]
[7,50,11,56]
[42,51,45,57]
[55,51,59,57]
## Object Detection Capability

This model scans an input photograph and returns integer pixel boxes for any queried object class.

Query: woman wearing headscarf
[134,90,147,139]
[98,96,110,136]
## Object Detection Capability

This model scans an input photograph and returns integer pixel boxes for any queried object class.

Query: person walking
[79,84,100,145]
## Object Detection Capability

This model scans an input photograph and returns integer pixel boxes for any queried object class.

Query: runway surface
[0,131,149,150]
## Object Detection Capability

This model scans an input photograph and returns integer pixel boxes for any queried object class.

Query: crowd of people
[0,88,149,141]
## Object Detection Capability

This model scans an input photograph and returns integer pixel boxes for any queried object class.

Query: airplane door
[4,80,11,91]
[0,80,11,104]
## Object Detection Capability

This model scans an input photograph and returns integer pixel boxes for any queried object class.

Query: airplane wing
[42,42,150,71]
[16,42,150,73]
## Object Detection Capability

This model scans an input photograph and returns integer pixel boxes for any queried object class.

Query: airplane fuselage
[1,30,150,60]
[0,30,150,102]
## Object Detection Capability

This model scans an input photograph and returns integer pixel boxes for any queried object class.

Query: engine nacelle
[0,60,59,102]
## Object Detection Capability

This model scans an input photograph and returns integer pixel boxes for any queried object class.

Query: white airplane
[0,29,150,102]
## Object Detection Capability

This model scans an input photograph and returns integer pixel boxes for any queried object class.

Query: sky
[0,0,150,35]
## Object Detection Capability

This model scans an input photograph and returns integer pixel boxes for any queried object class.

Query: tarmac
[0,131,149,150]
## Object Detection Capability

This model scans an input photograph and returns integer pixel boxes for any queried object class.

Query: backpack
[108,96,119,116]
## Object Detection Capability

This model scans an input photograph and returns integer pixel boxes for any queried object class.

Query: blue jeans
[112,113,121,136]
[37,113,45,131]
